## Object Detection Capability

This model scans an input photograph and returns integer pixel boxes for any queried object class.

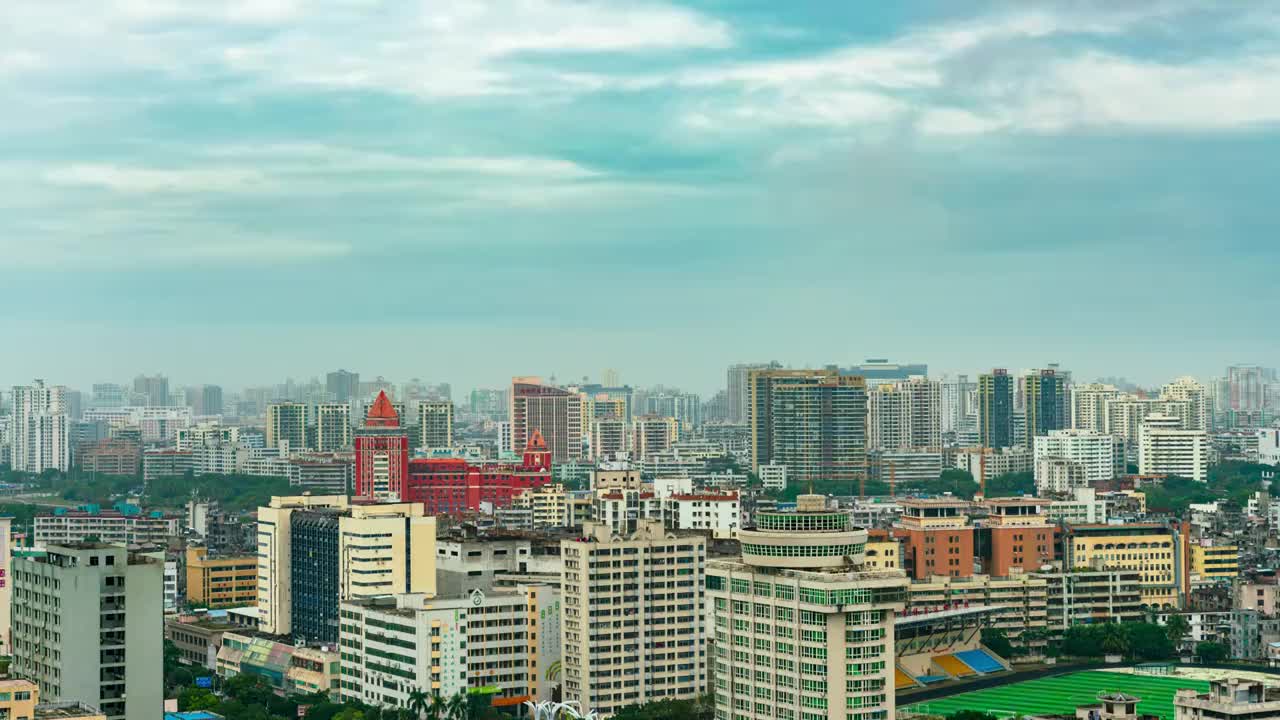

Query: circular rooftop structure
[740,494,868,568]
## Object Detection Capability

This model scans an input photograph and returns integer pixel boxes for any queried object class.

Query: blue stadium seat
[954,649,1005,674]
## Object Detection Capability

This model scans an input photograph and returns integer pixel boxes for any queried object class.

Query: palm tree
[445,692,469,720]
[408,690,431,720]
[428,694,447,720]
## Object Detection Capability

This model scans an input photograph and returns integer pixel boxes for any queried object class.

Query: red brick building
[403,431,552,514]
[354,391,409,501]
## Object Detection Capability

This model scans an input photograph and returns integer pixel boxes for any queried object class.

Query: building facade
[978,370,1014,449]
[511,378,584,463]
[11,544,163,720]
[560,521,707,717]
[708,494,908,720]
[354,391,410,501]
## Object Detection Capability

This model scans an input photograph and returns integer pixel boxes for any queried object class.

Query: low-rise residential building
[1062,523,1189,609]
[663,492,740,538]
[1035,569,1144,631]
[758,463,787,490]
[165,614,240,671]
[1139,415,1209,483]
[34,506,180,546]
[79,440,140,476]
[1175,678,1280,720]
[952,446,1031,482]
[143,449,194,481]
[339,585,560,710]
[1239,581,1280,617]
[1046,488,1110,525]
[1190,542,1239,587]
[186,546,258,609]
[216,632,340,696]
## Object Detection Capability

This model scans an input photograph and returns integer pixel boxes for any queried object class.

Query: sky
[3,0,1280,395]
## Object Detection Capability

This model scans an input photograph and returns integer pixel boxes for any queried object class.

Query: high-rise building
[132,373,169,406]
[91,383,128,408]
[708,494,908,720]
[1139,414,1209,482]
[633,415,679,460]
[1032,429,1123,495]
[748,368,840,470]
[1071,383,1121,432]
[510,377,584,463]
[314,403,352,452]
[417,400,454,450]
[11,543,163,720]
[978,370,1014,449]
[769,374,868,486]
[1022,369,1068,448]
[468,388,509,420]
[727,361,780,425]
[326,369,360,403]
[1104,396,1192,454]
[941,374,973,435]
[1226,365,1270,414]
[10,380,70,473]
[561,521,706,717]
[256,495,436,643]
[867,377,941,451]
[354,391,410,501]
[1162,377,1210,431]
[189,385,223,416]
[590,417,630,460]
[266,401,308,453]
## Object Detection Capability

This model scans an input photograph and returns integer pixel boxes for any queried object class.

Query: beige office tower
[315,403,352,451]
[257,495,437,641]
[560,520,707,717]
[708,495,908,720]
[266,401,308,452]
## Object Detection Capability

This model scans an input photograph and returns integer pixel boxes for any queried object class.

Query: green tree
[177,688,219,712]
[1100,623,1129,656]
[1164,614,1191,649]
[408,690,431,719]
[1196,641,1229,663]
[981,628,1014,658]
[1125,622,1174,661]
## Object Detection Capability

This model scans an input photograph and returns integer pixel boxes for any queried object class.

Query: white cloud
[44,164,267,193]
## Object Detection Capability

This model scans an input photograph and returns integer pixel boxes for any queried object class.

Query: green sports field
[905,671,1210,720]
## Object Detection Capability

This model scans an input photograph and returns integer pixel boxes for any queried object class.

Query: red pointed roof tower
[365,390,400,428]
[355,390,408,500]
[522,429,551,470]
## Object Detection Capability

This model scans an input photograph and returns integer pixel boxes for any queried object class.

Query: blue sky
[3,0,1279,394]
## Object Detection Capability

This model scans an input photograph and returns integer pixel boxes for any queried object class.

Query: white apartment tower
[560,520,707,717]
[708,494,908,720]
[1032,429,1123,495]
[1139,414,1209,482]
[10,380,70,473]
[1161,377,1210,431]
[1071,383,1120,432]
[867,377,941,451]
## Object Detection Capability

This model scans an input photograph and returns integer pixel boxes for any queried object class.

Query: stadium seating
[896,668,919,690]
[916,675,950,684]
[955,649,1006,674]
[933,653,977,678]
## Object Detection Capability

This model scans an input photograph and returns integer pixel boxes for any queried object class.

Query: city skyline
[5,1,1280,391]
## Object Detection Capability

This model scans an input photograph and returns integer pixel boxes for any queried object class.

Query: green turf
[905,671,1211,720]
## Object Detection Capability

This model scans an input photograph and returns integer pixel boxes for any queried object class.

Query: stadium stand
[954,648,1005,674]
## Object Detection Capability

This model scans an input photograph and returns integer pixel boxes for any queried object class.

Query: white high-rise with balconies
[1161,377,1210,431]
[1071,383,1120,432]
[1139,414,1208,482]
[10,380,70,473]
[867,377,941,451]
[1032,429,1123,495]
